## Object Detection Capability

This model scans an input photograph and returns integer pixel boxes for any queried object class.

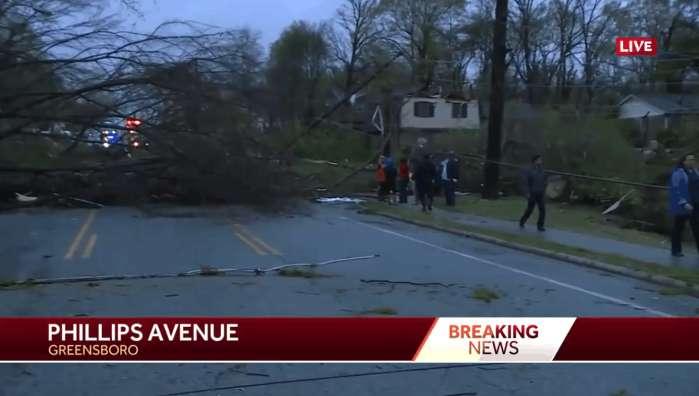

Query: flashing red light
[126,117,142,129]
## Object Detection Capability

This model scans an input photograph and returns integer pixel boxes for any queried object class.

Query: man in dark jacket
[440,151,460,206]
[409,139,428,205]
[414,154,437,212]
[687,156,699,254]
[677,154,699,256]
[519,154,548,231]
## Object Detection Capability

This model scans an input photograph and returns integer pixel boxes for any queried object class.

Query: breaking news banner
[0,317,697,363]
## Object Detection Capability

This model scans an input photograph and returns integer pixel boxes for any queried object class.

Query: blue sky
[128,0,343,47]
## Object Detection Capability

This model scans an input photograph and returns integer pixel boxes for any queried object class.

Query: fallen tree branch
[1,255,381,286]
[281,51,404,156]
[360,279,458,288]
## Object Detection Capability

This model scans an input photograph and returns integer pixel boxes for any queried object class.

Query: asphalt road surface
[0,202,697,395]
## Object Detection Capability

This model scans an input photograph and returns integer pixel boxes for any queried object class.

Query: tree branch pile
[0,0,295,206]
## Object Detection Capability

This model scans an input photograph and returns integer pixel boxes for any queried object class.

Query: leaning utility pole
[482,0,509,199]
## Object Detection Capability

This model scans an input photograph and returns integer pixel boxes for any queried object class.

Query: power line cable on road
[160,364,493,396]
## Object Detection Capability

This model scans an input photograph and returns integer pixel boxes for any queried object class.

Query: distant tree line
[0,0,697,203]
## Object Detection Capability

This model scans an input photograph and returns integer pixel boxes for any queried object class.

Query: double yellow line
[232,223,281,256]
[65,210,98,260]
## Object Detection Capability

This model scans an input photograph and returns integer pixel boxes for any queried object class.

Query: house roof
[619,94,699,114]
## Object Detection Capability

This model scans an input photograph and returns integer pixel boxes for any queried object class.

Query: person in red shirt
[398,158,410,204]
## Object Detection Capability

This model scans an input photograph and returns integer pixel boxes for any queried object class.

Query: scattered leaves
[471,287,500,303]
[278,268,329,279]
[360,307,398,316]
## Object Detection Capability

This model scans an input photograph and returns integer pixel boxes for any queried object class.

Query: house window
[452,103,468,118]
[414,101,435,118]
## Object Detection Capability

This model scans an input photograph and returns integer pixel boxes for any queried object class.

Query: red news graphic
[615,37,658,57]
[0,317,697,362]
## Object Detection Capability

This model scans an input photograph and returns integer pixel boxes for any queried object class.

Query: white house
[618,94,699,129]
[400,95,480,131]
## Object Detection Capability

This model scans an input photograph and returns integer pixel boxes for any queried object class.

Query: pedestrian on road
[375,156,387,202]
[398,158,410,204]
[440,151,460,207]
[414,154,437,213]
[519,154,548,232]
[669,154,698,257]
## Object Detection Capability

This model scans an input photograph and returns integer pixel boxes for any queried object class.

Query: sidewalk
[399,201,699,269]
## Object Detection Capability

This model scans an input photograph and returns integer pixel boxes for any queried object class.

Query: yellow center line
[64,210,97,260]
[81,234,98,259]
[244,231,282,256]
[232,226,268,255]
[232,223,282,256]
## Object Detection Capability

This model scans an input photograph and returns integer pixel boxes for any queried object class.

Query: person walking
[669,154,698,257]
[519,154,548,231]
[440,151,460,206]
[398,158,410,204]
[414,154,437,212]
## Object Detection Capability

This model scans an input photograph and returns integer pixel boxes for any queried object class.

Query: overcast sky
[127,0,342,47]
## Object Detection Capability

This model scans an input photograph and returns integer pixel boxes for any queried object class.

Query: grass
[658,286,699,297]
[471,287,501,303]
[277,267,330,279]
[363,202,699,287]
[360,307,398,316]
[442,196,666,249]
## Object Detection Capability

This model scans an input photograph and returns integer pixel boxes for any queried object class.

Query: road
[0,202,697,395]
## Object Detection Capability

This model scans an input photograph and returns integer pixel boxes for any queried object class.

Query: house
[618,94,699,130]
[399,94,480,131]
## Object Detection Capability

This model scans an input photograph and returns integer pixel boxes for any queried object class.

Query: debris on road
[316,197,365,204]
[360,279,458,288]
[471,287,501,303]
[359,307,398,316]
[0,255,381,287]
[15,192,38,203]
[278,268,331,279]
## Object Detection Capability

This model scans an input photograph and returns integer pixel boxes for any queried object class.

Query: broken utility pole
[482,0,509,199]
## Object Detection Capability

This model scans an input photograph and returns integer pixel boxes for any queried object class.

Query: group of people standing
[375,147,699,258]
[375,151,460,213]
[375,147,549,229]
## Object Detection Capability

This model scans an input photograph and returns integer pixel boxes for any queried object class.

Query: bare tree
[509,0,558,103]
[550,0,581,100]
[435,10,474,95]
[379,0,466,91]
[575,0,618,104]
[0,0,291,203]
[332,0,383,97]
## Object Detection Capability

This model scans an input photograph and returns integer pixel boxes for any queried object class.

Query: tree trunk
[483,0,509,199]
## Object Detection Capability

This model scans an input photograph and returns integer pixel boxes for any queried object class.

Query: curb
[365,209,699,294]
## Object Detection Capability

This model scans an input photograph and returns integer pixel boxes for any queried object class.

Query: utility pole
[482,0,509,199]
